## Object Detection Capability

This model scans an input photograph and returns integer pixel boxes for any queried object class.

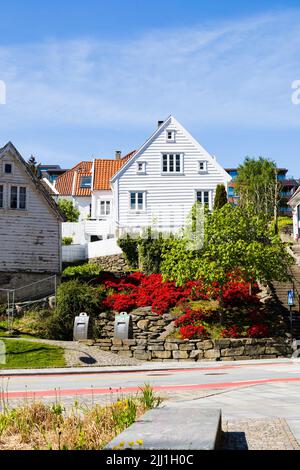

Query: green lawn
[0,339,66,369]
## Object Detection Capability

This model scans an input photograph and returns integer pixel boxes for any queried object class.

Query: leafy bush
[62,263,102,282]
[62,237,73,246]
[137,229,164,274]
[45,281,101,340]
[117,235,139,269]
[179,325,207,340]
[58,199,80,222]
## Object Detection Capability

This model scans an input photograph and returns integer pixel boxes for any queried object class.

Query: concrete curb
[106,405,222,450]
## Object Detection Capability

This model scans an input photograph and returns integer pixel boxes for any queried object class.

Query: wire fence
[0,275,57,332]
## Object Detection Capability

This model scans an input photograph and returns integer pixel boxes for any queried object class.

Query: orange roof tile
[55,151,136,195]
[55,161,92,196]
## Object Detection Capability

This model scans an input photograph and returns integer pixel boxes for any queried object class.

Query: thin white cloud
[0,9,300,140]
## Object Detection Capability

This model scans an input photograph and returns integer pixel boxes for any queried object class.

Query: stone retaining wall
[91,337,292,361]
[93,306,292,361]
[90,254,128,272]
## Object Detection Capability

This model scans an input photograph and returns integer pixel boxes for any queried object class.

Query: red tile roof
[55,161,93,196]
[54,152,135,195]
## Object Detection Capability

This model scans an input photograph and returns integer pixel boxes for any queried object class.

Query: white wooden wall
[114,117,230,233]
[0,150,61,274]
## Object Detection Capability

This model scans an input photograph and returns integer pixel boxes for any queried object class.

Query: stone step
[106,406,222,450]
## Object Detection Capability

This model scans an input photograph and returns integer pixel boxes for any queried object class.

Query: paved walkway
[0,337,141,367]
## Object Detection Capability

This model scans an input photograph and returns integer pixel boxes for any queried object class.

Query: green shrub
[138,229,164,274]
[46,281,101,340]
[62,263,102,282]
[117,234,139,269]
[62,237,73,246]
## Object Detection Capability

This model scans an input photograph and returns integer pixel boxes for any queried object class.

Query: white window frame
[136,161,146,174]
[9,185,28,211]
[3,161,13,175]
[198,160,208,173]
[129,191,147,212]
[99,199,111,217]
[161,153,184,175]
[195,189,213,211]
[166,129,176,143]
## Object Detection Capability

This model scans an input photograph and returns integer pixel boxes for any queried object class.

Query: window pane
[80,176,92,188]
[100,201,105,215]
[5,164,12,174]
[169,154,174,172]
[176,155,181,172]
[138,193,143,210]
[203,191,209,205]
[130,193,136,210]
[10,186,18,209]
[196,192,202,203]
[162,155,168,172]
[19,187,26,209]
[0,185,3,208]
[106,201,111,215]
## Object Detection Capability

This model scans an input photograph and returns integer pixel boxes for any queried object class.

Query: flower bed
[99,272,282,341]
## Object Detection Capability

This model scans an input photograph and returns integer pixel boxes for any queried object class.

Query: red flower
[180,325,207,340]
[220,326,241,338]
[247,324,269,338]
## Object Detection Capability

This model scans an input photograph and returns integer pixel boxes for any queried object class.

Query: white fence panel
[62,223,87,245]
[62,245,87,262]
[87,238,122,259]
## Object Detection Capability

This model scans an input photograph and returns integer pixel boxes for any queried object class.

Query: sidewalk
[0,357,294,377]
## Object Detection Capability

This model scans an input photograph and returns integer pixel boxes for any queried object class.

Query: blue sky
[1,0,300,175]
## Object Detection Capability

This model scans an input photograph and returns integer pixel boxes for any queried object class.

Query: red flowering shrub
[175,309,205,327]
[180,325,207,340]
[222,281,260,307]
[103,293,137,312]
[220,326,242,338]
[247,324,270,338]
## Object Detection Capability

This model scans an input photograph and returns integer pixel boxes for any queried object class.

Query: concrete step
[107,406,222,450]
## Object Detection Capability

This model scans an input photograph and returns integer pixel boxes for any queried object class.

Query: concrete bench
[107,405,222,450]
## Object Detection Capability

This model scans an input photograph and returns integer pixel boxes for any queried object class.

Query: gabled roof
[55,161,93,196]
[0,142,65,221]
[55,152,134,195]
[93,151,135,191]
[111,115,231,183]
[288,186,300,206]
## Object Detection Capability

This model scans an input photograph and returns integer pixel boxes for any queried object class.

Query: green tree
[27,155,40,177]
[213,184,228,210]
[58,199,80,222]
[161,204,292,288]
[235,157,281,229]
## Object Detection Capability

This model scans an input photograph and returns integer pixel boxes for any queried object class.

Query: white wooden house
[0,142,64,291]
[289,188,300,239]
[111,115,231,236]
[56,116,231,259]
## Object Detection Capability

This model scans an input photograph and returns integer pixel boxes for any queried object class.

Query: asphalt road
[1,358,300,400]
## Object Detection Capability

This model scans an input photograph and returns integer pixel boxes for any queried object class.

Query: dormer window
[199,161,208,173]
[166,130,176,143]
[80,176,92,188]
[137,162,146,174]
[4,163,12,174]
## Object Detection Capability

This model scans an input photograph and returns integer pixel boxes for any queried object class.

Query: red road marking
[4,376,300,399]
[0,361,293,379]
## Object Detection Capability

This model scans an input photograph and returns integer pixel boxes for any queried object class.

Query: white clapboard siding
[0,148,62,273]
[113,116,231,232]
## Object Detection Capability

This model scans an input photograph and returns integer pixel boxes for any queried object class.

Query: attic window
[137,162,146,174]
[166,130,176,143]
[80,176,92,188]
[4,163,12,174]
[199,161,208,173]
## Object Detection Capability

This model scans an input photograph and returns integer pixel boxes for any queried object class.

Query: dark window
[0,185,3,208]
[80,176,92,188]
[5,163,12,174]
[19,187,27,209]
[162,154,182,173]
[10,186,18,209]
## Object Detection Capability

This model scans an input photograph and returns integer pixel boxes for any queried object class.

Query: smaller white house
[288,188,300,239]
